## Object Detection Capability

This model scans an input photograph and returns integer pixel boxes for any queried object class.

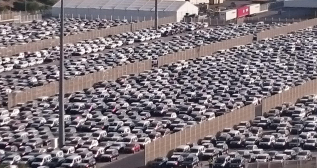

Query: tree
[27,1,40,12]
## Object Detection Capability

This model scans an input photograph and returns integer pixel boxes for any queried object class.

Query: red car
[123,143,141,153]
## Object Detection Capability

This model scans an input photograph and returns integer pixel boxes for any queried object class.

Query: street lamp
[155,0,158,30]
[58,0,65,148]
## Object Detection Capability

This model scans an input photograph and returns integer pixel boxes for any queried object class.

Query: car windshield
[190,149,199,153]
[104,151,113,154]
[82,159,89,163]
[51,158,60,162]
[138,139,146,142]
[122,138,131,142]
[92,133,100,137]
[184,157,193,162]
[231,159,241,163]
[257,155,267,159]
[21,158,30,161]
[298,151,308,156]
[247,137,256,141]
[277,139,285,142]
[306,140,316,143]
[261,138,270,142]
[215,158,225,163]
[169,157,179,161]
[33,158,43,162]
[174,148,184,152]
[205,149,214,153]
[275,156,284,160]
[64,159,74,163]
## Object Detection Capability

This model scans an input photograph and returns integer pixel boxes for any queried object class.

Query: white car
[3,64,13,71]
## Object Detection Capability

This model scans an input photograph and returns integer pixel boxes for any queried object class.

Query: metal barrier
[0,16,176,57]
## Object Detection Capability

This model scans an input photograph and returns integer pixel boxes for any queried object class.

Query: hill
[0,0,57,12]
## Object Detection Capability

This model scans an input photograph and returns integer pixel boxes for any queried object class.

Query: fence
[256,18,317,40]
[0,11,20,22]
[14,14,43,23]
[7,60,152,108]
[144,104,256,163]
[0,16,176,57]
[98,151,145,168]
[246,156,317,168]
[261,79,317,113]
[157,35,254,66]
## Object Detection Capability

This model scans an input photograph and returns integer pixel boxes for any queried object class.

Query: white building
[52,0,198,22]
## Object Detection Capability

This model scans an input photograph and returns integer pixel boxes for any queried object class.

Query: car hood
[2,161,13,164]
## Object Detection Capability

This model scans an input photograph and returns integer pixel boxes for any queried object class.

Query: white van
[173,145,190,155]
[0,117,10,126]
[117,126,131,134]
[122,135,138,144]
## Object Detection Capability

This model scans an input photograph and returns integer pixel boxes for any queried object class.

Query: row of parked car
[0,22,205,72]
[0,17,135,48]
[0,24,314,167]
[149,94,317,168]
[0,22,290,106]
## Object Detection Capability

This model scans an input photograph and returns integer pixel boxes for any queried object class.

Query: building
[52,0,199,22]
[284,0,317,8]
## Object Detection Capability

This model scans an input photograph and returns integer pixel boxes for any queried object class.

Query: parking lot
[0,20,313,168]
[0,17,136,48]
[0,21,285,106]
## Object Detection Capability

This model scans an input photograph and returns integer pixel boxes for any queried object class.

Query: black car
[165,155,184,168]
[202,148,219,161]
[228,157,246,168]
[290,124,304,134]
[75,157,96,168]
[47,157,65,168]
[181,155,199,168]
[98,149,119,162]
[213,156,231,168]
[150,157,168,168]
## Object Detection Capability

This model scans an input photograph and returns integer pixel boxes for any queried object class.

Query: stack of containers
[218,3,261,21]
[219,9,237,21]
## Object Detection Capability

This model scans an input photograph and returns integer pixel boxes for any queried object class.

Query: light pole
[155,0,158,30]
[58,0,65,148]
[24,0,27,12]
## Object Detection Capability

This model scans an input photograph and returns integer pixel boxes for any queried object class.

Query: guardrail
[0,16,176,57]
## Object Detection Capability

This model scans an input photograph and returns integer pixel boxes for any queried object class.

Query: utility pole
[155,0,158,30]
[58,0,65,148]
